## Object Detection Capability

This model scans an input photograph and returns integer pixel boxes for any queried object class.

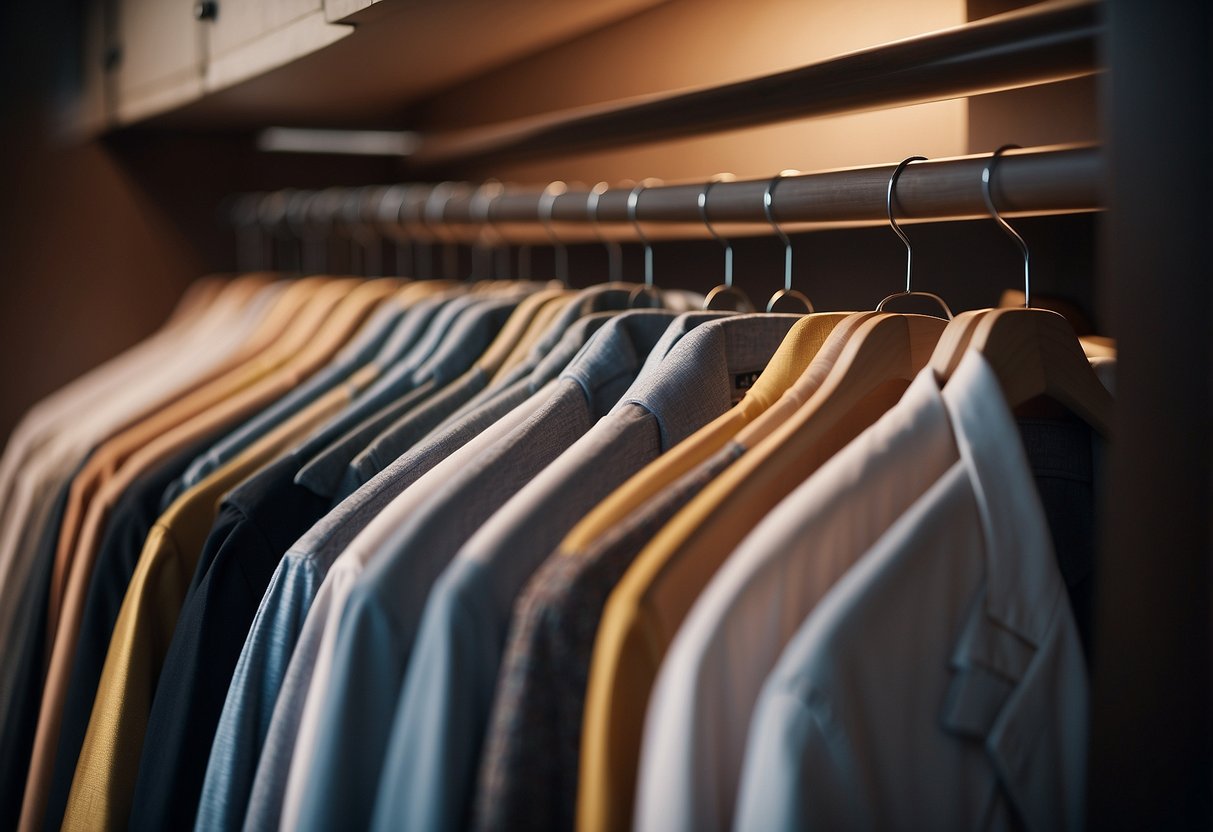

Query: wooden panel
[205,9,352,93]
[147,0,669,128]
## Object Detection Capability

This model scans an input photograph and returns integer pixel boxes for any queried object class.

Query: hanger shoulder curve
[969,307,1114,436]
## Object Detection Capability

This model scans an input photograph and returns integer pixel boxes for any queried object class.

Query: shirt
[283,310,689,832]
[126,452,331,832]
[732,352,1088,831]
[372,313,801,832]
[577,312,907,832]
[473,315,851,832]
[175,296,409,490]
[292,293,524,502]
[243,385,551,832]
[43,435,218,832]
[199,310,619,832]
[633,365,959,832]
[61,389,354,832]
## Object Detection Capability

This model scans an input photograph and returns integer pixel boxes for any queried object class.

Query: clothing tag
[735,370,761,391]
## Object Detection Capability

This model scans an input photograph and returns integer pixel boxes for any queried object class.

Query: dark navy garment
[128,452,330,832]
[0,464,78,831]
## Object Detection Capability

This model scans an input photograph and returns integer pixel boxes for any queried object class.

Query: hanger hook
[424,181,464,281]
[876,156,953,319]
[698,173,736,287]
[627,178,662,287]
[763,169,814,313]
[982,144,1031,308]
[588,181,623,284]
[539,181,569,285]
[699,173,755,311]
[470,179,505,280]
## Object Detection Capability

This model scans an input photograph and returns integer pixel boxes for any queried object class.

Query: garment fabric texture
[241,384,553,832]
[282,310,692,832]
[0,468,78,832]
[474,449,738,832]
[370,313,799,832]
[732,352,1088,831]
[176,300,408,491]
[195,306,619,832]
[43,436,216,832]
[126,451,333,832]
[61,388,353,832]
[293,294,524,501]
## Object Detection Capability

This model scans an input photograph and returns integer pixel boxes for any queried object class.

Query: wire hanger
[700,174,755,312]
[931,145,1113,435]
[627,179,664,307]
[539,181,569,285]
[875,156,953,319]
[588,181,623,284]
[469,179,505,281]
[763,169,815,313]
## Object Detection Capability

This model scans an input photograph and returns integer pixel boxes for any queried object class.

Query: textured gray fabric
[370,314,799,832]
[475,447,739,832]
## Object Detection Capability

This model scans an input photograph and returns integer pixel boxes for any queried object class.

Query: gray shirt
[369,314,800,832]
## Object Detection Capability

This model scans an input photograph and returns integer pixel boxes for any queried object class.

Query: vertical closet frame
[1090,0,1212,826]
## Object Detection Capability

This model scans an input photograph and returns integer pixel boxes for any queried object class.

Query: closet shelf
[409,0,1100,171]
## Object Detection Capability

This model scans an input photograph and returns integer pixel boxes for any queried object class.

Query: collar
[618,314,800,448]
[559,310,680,406]
[942,350,1060,648]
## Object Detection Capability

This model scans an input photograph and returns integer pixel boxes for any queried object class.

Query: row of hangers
[231,146,1114,442]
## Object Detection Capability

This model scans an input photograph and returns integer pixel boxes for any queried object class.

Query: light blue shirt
[194,304,635,832]
[289,311,705,832]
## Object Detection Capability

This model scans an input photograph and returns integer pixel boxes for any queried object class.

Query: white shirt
[733,351,1088,831]
[634,362,958,832]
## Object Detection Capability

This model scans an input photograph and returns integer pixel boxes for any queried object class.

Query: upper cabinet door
[203,0,352,92]
[112,0,204,123]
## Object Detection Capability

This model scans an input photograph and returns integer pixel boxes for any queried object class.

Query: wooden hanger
[929,146,1114,436]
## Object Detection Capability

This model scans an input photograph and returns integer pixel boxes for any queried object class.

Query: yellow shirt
[59,384,354,832]
[577,312,903,832]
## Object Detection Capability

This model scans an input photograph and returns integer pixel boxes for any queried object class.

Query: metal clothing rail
[408,0,1100,171]
[238,145,1102,242]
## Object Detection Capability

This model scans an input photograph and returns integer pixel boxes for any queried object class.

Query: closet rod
[240,145,1099,236]
[408,0,1099,170]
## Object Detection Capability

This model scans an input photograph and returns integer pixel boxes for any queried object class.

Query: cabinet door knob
[194,1,219,21]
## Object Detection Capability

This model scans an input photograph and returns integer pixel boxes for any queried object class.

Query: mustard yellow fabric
[577,312,888,832]
[477,288,570,376]
[561,313,848,557]
[492,293,575,384]
[60,385,354,832]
